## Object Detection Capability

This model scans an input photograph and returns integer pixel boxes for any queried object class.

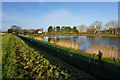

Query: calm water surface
[44,36,120,52]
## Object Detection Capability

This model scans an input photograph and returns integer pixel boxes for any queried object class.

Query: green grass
[14,34,120,79]
[30,38,120,66]
[24,37,120,79]
[22,33,120,66]
[24,38,95,79]
[24,36,120,75]
[2,34,78,79]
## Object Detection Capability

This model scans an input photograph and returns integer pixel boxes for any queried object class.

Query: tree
[72,26,79,33]
[29,29,35,33]
[65,26,71,32]
[7,29,13,33]
[105,21,118,29]
[105,21,118,35]
[86,27,96,34]
[35,29,41,33]
[90,21,102,34]
[79,24,86,32]
[92,20,102,31]
[87,24,97,34]
[61,26,65,32]
[56,26,60,32]
[61,26,71,32]
[40,28,43,32]
[89,24,95,29]
[48,26,53,32]
[35,28,43,33]
[10,25,22,33]
[21,29,29,33]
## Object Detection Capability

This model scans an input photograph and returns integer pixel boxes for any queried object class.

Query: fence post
[89,54,91,73]
[92,54,94,59]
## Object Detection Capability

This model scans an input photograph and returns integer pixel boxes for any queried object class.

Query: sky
[2,2,118,31]
[1,0,120,2]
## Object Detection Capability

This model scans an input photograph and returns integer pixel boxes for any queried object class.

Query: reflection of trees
[60,36,64,40]
[101,37,119,47]
[48,36,120,53]
[48,37,56,43]
[118,38,120,48]
[77,36,86,45]
[73,36,78,42]
[86,36,119,48]
[55,36,79,43]
[61,36,72,41]
[48,37,51,42]
[86,36,96,45]
[94,37,102,45]
[56,36,60,41]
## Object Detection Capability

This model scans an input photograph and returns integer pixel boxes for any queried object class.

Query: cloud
[40,9,81,26]
[2,9,82,31]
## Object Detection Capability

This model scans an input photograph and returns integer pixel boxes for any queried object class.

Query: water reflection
[44,36,120,53]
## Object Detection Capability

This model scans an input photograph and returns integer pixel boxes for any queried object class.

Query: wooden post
[89,54,91,73]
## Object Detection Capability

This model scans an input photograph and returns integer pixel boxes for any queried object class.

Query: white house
[38,30,43,33]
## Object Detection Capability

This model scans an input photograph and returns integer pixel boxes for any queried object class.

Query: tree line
[7,20,120,35]
[85,20,119,35]
[48,26,79,33]
[7,25,43,34]
[47,20,119,35]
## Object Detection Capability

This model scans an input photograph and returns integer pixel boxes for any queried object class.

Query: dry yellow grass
[50,39,55,44]
[56,39,82,50]
[35,37,45,41]
[86,45,119,59]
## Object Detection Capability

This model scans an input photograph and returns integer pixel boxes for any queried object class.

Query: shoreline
[28,33,120,37]
[19,34,120,65]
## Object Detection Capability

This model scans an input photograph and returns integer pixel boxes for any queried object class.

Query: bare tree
[92,20,103,31]
[78,24,87,32]
[105,20,118,29]
[29,29,35,33]
[40,28,43,32]
[90,21,102,34]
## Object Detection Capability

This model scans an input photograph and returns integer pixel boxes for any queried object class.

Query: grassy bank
[18,33,120,66]
[32,38,120,66]
[24,36,95,79]
[16,34,120,79]
[2,34,81,79]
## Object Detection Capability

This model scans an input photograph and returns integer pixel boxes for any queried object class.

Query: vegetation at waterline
[2,34,76,79]
[33,38,120,66]
[27,32,120,39]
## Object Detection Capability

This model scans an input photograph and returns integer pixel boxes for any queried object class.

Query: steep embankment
[2,34,75,79]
